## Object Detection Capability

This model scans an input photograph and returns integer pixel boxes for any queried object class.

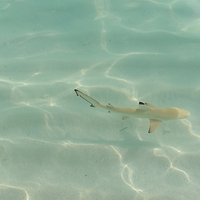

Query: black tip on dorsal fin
[139,102,147,105]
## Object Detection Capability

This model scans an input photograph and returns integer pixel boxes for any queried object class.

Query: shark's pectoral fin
[148,119,162,133]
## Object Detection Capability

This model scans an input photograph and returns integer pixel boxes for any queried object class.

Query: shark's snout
[179,109,190,119]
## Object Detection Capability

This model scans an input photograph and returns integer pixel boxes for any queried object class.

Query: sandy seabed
[0,0,200,199]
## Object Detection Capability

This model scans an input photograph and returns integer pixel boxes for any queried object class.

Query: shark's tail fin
[74,89,100,107]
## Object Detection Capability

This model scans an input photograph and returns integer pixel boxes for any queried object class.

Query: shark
[74,89,190,133]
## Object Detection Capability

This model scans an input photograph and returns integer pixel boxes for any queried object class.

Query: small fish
[74,89,190,133]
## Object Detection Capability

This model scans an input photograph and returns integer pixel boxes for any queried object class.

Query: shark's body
[74,89,190,133]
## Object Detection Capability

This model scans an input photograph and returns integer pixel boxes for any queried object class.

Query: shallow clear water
[0,0,200,199]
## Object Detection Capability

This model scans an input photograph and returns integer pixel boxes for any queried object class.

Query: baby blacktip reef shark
[74,89,190,133]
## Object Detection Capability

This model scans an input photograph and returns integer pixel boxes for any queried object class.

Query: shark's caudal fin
[74,89,100,107]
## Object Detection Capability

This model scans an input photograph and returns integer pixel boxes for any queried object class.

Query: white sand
[0,0,199,199]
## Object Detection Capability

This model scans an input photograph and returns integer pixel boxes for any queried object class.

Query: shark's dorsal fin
[148,119,161,133]
[138,102,156,111]
[107,103,114,113]
[108,103,114,108]
[138,102,151,111]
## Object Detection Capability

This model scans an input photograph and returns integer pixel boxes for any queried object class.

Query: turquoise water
[0,0,200,199]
